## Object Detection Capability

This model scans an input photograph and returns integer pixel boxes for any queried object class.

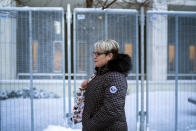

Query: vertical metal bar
[62,9,66,119]
[72,10,76,104]
[29,10,34,131]
[0,14,1,131]
[0,15,1,125]
[66,4,72,117]
[0,94,1,131]
[105,11,108,40]
[175,15,179,131]
[146,13,149,131]
[135,11,140,131]
[73,10,77,103]
[140,7,145,131]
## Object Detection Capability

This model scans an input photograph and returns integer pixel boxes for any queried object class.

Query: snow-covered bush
[0,87,60,100]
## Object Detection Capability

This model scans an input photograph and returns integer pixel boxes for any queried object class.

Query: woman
[82,40,132,131]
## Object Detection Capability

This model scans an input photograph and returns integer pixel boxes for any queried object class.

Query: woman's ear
[108,53,113,60]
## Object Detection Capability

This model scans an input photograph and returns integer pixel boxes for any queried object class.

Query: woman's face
[93,51,113,67]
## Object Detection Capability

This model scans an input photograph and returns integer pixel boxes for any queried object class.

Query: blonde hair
[94,40,119,53]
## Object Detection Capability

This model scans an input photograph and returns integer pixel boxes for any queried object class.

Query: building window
[33,41,38,72]
[53,41,62,73]
[189,45,196,73]
[125,43,132,57]
[168,16,196,79]
[168,44,175,72]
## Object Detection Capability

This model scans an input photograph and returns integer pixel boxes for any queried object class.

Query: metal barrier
[0,7,65,131]
[73,8,139,130]
[1,6,196,131]
[73,8,138,79]
[146,11,196,131]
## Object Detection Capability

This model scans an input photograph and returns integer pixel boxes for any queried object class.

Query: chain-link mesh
[73,8,138,131]
[0,8,65,131]
[146,12,196,131]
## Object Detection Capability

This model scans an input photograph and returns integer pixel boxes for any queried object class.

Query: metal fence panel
[73,8,138,131]
[146,11,196,131]
[2,7,196,131]
[0,7,65,131]
[74,8,138,79]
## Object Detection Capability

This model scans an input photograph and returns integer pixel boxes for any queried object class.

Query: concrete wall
[0,0,17,80]
[147,1,168,81]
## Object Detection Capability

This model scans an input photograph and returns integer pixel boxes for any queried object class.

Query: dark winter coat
[82,54,132,131]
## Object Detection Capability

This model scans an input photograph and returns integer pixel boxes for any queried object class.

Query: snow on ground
[43,126,81,131]
[1,91,196,131]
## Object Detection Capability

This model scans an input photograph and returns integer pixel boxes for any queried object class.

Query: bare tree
[86,0,118,9]
[119,0,153,10]
[95,0,117,9]
[85,0,153,10]
[115,0,187,11]
[15,0,31,6]
[85,0,188,11]
[86,0,94,8]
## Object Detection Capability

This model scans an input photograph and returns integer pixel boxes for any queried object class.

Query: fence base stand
[137,122,140,131]
[65,113,73,128]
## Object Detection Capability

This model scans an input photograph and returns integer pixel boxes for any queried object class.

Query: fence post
[73,8,77,106]
[62,7,66,123]
[29,10,34,131]
[140,6,145,131]
[0,92,1,131]
[175,15,179,131]
[145,12,149,131]
[136,11,140,131]
[66,3,72,127]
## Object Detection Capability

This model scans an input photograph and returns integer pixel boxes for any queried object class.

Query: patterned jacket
[82,54,132,131]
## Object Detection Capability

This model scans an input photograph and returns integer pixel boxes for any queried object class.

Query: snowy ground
[43,126,81,131]
[1,91,196,131]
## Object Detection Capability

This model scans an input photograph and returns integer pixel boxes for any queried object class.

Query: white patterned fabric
[71,74,96,124]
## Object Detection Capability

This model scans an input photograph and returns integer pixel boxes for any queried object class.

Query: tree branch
[15,0,30,5]
[120,0,153,10]
[86,0,94,8]
[103,0,108,6]
[102,0,117,9]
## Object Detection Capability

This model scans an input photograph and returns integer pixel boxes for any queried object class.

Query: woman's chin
[94,63,98,67]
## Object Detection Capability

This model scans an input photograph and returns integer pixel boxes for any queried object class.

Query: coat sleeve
[86,72,127,130]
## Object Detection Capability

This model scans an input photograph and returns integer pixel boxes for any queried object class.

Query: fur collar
[96,54,132,75]
[107,53,132,75]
